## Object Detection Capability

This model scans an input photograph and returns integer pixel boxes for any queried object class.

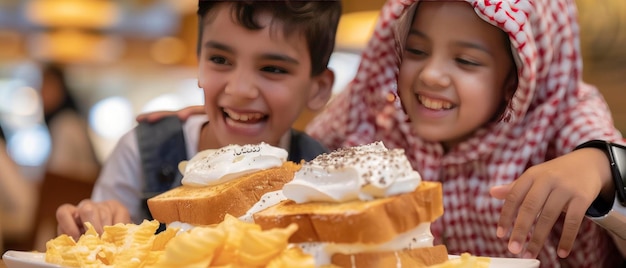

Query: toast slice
[253,181,443,244]
[331,245,449,268]
[147,161,300,225]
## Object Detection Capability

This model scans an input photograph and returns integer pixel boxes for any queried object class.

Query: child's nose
[224,68,259,99]
[418,58,451,89]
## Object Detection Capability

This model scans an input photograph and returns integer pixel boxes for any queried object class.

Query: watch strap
[575,139,626,206]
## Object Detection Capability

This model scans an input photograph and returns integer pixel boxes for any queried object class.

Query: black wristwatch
[575,140,626,206]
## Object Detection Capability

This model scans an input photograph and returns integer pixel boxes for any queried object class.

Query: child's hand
[135,105,205,123]
[56,199,131,241]
[490,148,611,259]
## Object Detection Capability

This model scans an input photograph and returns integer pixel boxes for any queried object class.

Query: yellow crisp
[266,246,315,268]
[45,220,170,268]
[45,215,313,268]
[148,214,313,268]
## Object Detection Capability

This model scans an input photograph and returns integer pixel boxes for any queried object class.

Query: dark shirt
[136,116,329,223]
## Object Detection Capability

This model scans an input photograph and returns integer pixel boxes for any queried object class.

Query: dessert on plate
[147,142,300,226]
[254,141,449,267]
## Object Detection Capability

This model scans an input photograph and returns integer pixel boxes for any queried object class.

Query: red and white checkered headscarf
[307,0,623,267]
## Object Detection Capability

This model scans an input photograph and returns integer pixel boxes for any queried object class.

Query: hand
[490,148,611,259]
[135,105,205,123]
[56,199,131,241]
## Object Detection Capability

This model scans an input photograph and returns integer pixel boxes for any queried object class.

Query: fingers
[56,199,132,240]
[496,179,530,240]
[75,199,107,235]
[135,105,205,123]
[178,105,205,120]
[556,199,586,258]
[506,182,551,255]
[489,184,512,200]
[56,203,83,241]
[135,111,176,123]
[522,190,567,258]
[110,201,131,224]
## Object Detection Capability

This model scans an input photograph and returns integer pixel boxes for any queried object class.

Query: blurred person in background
[30,63,102,251]
[39,63,101,182]
[2,62,102,252]
[0,125,38,253]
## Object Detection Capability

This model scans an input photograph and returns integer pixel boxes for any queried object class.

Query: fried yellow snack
[149,226,226,268]
[212,214,260,266]
[266,246,315,268]
[46,215,312,268]
[45,234,76,264]
[152,226,179,251]
[148,214,312,268]
[45,220,164,268]
[107,220,160,266]
[238,223,297,266]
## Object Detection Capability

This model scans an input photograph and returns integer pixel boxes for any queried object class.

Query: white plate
[2,251,60,268]
[1,250,540,268]
[449,254,540,268]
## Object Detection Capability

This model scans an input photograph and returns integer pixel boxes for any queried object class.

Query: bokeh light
[89,96,134,139]
[6,124,51,167]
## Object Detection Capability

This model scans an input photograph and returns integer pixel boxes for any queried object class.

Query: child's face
[398,1,514,149]
[198,4,332,148]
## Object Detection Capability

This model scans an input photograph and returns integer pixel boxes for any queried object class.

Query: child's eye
[405,48,427,57]
[456,58,481,66]
[261,66,288,74]
[209,56,230,65]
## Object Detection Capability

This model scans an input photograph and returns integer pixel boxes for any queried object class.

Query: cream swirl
[181,143,287,187]
[283,141,421,203]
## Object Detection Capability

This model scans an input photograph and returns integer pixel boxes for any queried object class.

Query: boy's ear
[307,69,335,111]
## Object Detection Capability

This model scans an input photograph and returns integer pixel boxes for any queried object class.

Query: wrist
[575,140,626,206]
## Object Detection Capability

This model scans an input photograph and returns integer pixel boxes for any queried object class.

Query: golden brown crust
[147,162,300,225]
[253,181,443,244]
[331,245,449,268]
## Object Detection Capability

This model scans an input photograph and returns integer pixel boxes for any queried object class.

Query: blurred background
[0,0,624,252]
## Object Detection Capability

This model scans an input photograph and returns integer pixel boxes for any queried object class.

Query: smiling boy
[56,1,341,240]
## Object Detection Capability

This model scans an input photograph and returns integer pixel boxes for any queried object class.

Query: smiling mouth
[417,95,455,110]
[223,108,267,124]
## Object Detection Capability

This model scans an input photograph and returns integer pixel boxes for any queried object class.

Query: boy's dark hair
[197,0,341,76]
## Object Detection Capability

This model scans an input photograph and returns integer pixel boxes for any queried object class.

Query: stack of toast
[147,142,449,267]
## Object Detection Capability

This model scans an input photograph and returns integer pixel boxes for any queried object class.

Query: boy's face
[398,1,514,149]
[197,4,332,148]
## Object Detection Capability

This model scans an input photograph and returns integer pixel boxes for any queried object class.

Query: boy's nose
[224,69,259,99]
[418,58,451,89]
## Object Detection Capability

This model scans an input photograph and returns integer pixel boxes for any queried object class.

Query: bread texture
[331,245,449,268]
[253,181,443,244]
[147,161,300,225]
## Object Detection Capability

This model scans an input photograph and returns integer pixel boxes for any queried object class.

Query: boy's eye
[209,56,230,65]
[261,66,288,74]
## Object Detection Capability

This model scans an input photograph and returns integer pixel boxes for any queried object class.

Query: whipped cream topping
[239,190,287,222]
[181,143,287,187]
[283,141,421,203]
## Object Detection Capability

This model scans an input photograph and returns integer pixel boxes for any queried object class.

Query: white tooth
[419,95,452,110]
[240,114,249,121]
[229,111,240,120]
[434,101,443,109]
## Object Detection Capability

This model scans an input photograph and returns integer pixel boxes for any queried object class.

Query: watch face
[610,143,626,206]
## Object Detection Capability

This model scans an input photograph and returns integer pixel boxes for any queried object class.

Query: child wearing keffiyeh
[307,0,624,267]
